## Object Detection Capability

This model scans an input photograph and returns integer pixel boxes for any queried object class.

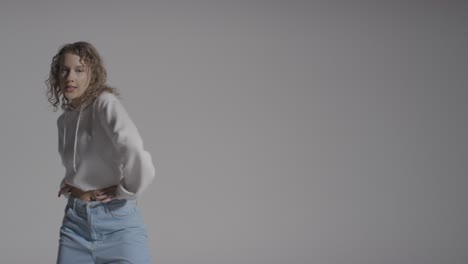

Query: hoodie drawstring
[63,108,82,173]
[73,109,82,173]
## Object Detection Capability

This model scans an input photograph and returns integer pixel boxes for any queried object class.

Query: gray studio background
[0,0,466,263]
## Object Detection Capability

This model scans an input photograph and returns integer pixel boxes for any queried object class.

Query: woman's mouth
[65,86,77,92]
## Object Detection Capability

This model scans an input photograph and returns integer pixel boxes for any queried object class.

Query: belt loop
[72,196,77,210]
[67,196,72,210]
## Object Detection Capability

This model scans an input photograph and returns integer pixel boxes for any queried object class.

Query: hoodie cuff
[115,183,137,200]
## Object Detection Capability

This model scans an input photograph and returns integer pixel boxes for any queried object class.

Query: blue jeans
[57,197,151,264]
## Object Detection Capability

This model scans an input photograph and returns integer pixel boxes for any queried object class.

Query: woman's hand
[95,185,118,203]
[58,184,72,197]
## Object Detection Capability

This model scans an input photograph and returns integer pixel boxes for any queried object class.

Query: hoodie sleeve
[57,115,63,156]
[95,93,156,200]
[57,115,70,199]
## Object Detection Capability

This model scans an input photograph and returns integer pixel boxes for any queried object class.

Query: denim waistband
[67,196,137,214]
[67,196,104,213]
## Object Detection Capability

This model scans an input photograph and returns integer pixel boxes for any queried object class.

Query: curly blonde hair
[46,41,119,111]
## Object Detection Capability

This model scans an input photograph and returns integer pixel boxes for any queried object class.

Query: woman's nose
[67,71,75,81]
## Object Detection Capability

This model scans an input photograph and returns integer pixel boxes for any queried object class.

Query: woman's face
[59,53,91,105]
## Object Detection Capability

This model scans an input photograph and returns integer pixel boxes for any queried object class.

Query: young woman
[46,41,155,263]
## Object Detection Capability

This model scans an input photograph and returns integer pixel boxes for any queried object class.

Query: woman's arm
[96,93,156,200]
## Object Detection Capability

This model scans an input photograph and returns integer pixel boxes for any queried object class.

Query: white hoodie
[57,92,155,200]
